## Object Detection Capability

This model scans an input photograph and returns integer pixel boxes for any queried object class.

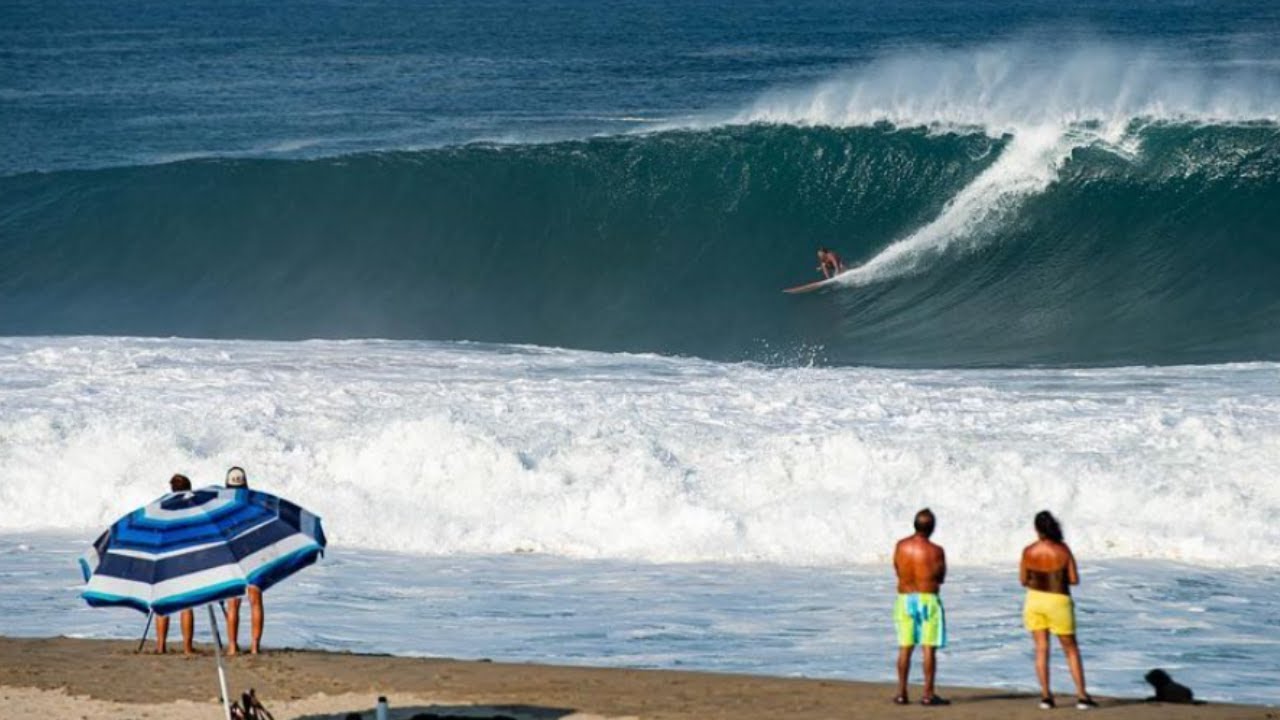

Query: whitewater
[3,336,1277,566]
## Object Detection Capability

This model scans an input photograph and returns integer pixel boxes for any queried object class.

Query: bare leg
[226,597,242,655]
[180,609,195,655]
[922,645,938,700]
[248,586,264,654]
[155,614,170,654]
[896,645,914,700]
[1032,630,1052,699]
[1058,634,1090,700]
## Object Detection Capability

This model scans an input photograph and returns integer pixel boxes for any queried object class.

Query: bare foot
[227,645,239,657]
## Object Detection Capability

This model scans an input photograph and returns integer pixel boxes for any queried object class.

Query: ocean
[2,0,1278,706]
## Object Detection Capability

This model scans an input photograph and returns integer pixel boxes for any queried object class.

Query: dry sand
[0,636,1273,719]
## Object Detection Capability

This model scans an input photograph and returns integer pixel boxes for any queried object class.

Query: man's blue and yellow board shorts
[894,593,947,648]
[1023,589,1076,635]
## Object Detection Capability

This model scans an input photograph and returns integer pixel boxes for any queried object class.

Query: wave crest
[731,42,1280,133]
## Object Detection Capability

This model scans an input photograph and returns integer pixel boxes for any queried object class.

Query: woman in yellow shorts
[1020,511,1097,710]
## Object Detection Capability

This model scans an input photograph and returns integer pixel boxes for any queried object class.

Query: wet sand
[0,636,1274,719]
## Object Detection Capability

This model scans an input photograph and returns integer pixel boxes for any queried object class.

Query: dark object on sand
[230,688,276,720]
[410,714,517,720]
[407,707,512,712]
[1146,669,1195,704]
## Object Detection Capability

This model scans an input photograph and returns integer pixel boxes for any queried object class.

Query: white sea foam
[837,125,1076,284]
[2,337,1278,567]
[731,42,1280,133]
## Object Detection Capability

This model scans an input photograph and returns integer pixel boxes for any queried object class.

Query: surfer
[783,248,848,293]
[892,508,949,707]
[816,247,844,278]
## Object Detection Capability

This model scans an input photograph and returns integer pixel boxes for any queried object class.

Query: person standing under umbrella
[156,473,196,654]
[224,466,265,655]
[82,473,326,720]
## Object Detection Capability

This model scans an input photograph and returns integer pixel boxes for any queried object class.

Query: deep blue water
[2,0,1279,366]
[3,0,1278,172]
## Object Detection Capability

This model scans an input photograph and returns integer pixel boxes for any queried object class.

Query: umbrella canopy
[80,485,326,616]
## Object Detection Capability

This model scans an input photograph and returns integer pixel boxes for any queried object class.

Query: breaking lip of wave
[725,40,1280,134]
[671,41,1280,288]
[472,42,1280,153]
[834,125,1074,285]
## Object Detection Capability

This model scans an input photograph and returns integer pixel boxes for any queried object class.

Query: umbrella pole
[135,611,154,654]
[206,604,233,720]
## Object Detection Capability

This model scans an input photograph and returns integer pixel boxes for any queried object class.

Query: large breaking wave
[2,43,1279,367]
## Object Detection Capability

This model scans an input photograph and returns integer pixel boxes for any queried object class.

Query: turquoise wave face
[1,123,1278,367]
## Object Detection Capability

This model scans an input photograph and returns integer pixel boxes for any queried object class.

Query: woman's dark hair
[169,473,192,492]
[1034,510,1064,543]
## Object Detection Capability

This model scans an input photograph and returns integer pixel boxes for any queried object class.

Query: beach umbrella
[79,485,327,720]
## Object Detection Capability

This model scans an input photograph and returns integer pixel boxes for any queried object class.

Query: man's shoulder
[920,539,944,559]
[895,534,925,550]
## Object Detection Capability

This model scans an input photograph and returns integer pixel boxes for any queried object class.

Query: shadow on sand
[944,691,1034,704]
[949,693,1173,710]
[296,703,577,720]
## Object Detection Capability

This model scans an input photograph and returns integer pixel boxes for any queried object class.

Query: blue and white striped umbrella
[80,485,326,616]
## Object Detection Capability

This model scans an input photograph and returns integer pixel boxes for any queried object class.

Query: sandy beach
[1,636,1273,720]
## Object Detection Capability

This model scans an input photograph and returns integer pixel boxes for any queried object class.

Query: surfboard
[783,270,849,294]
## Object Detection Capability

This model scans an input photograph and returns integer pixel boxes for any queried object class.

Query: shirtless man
[892,508,949,706]
[155,474,195,654]
[816,247,844,279]
[1021,510,1096,710]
